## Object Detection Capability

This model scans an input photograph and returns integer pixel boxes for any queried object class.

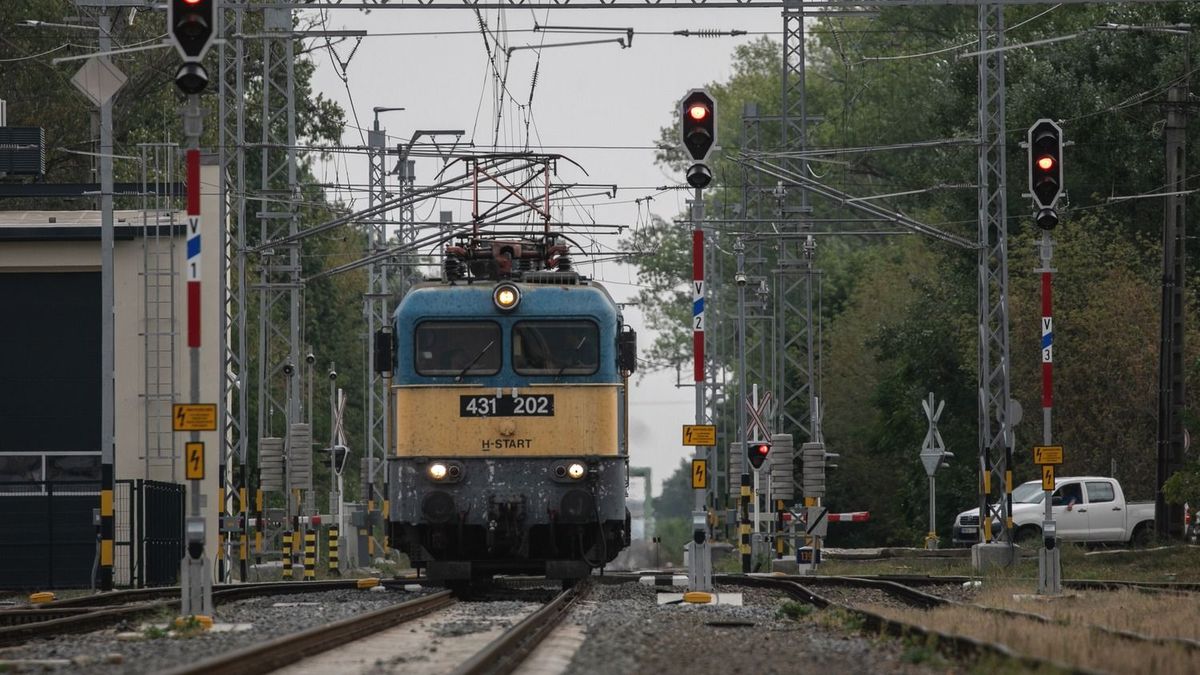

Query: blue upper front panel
[394,282,620,385]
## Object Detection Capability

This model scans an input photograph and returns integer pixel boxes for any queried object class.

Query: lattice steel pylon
[255,6,304,517]
[739,106,775,435]
[364,118,391,505]
[218,1,250,581]
[976,4,1014,547]
[779,0,818,470]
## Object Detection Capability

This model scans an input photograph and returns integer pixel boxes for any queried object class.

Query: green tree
[1,1,379,508]
[655,459,695,521]
[632,4,1200,545]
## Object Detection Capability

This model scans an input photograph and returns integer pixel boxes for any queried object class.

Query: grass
[973,583,1200,642]
[899,642,941,666]
[817,543,1200,583]
[800,545,1200,673]
[776,600,814,620]
[865,601,1200,674]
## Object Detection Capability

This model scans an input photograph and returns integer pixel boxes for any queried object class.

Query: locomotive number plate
[460,394,555,417]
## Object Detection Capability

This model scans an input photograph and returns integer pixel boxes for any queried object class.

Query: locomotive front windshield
[414,321,502,376]
[513,320,599,375]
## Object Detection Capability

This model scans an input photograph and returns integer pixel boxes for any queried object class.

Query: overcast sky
[306,6,789,497]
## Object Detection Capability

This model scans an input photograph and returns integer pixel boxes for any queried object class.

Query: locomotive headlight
[493,284,520,312]
[428,463,449,481]
[567,462,586,480]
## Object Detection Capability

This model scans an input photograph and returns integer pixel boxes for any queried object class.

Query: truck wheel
[1014,526,1041,546]
[1131,522,1154,548]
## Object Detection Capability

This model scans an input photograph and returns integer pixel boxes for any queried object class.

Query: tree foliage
[632,4,1200,544]
[1,1,381,507]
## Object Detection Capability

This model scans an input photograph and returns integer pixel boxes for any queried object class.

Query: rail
[164,590,455,675]
[451,581,587,675]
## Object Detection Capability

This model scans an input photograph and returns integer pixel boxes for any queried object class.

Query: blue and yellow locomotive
[377,234,635,581]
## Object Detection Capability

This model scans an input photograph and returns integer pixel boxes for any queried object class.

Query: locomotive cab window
[513,320,600,376]
[415,321,502,376]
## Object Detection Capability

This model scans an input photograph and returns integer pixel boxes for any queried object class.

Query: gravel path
[561,582,958,675]
[0,586,437,673]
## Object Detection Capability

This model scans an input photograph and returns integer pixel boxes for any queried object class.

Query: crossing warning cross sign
[747,391,773,441]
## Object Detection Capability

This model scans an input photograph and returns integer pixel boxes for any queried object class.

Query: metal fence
[117,479,185,588]
[0,481,99,589]
[0,479,184,589]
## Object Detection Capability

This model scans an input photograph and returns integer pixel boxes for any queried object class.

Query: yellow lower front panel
[394,384,620,457]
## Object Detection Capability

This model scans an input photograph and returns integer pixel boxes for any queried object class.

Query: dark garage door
[0,272,100,587]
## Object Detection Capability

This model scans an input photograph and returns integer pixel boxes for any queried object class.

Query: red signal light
[688,104,709,121]
[184,0,203,4]
[1036,155,1054,171]
[747,442,771,469]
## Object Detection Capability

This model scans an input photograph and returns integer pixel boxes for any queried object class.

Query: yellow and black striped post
[217,485,226,567]
[739,473,751,573]
[303,530,316,581]
[775,499,786,557]
[382,499,390,555]
[239,484,248,579]
[328,526,340,576]
[254,489,264,565]
[282,531,293,580]
[1005,466,1015,534]
[982,470,993,542]
[367,498,376,559]
[99,464,114,590]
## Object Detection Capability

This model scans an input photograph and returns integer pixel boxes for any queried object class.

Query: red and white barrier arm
[828,511,870,522]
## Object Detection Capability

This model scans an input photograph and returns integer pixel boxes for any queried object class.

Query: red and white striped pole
[693,229,704,383]
[1037,231,1062,595]
[187,149,201,349]
[1041,271,1052,413]
[688,194,711,591]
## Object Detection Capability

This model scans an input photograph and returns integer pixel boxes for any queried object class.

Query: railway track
[720,574,1101,674]
[161,589,456,675]
[815,574,1200,654]
[856,573,1200,594]
[167,581,583,675]
[451,581,586,675]
[0,579,403,645]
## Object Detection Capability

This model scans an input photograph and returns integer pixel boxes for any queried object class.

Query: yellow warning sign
[1041,464,1055,491]
[1033,445,1064,465]
[682,425,717,446]
[691,459,708,489]
[186,442,205,480]
[173,404,217,431]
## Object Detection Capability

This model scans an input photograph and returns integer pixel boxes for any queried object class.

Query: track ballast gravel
[562,581,956,675]
[0,587,437,673]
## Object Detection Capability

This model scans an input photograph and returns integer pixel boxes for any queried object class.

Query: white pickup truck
[952,476,1155,545]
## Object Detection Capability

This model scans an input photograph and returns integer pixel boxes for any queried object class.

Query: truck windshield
[414,321,502,376]
[1012,482,1046,504]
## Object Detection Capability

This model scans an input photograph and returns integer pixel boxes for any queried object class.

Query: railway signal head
[1027,119,1064,228]
[747,441,771,470]
[680,89,717,163]
[169,0,218,60]
[169,0,218,93]
[686,163,712,189]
